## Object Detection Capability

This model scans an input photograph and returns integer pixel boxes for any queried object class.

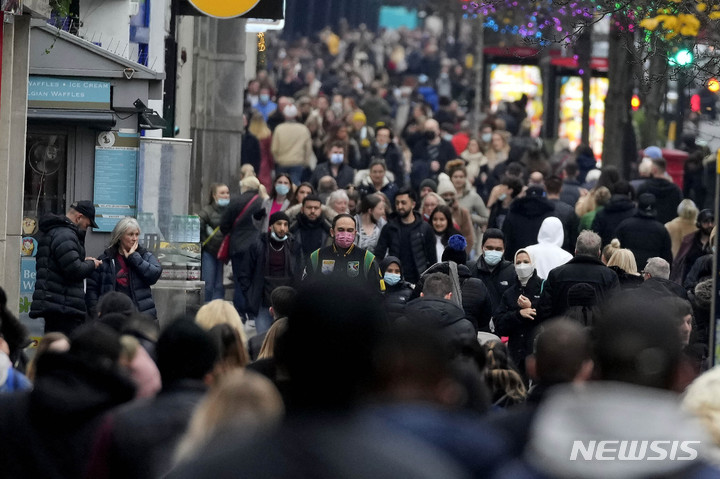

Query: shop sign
[28,76,111,110]
[188,0,260,18]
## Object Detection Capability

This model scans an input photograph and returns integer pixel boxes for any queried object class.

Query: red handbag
[216,194,259,263]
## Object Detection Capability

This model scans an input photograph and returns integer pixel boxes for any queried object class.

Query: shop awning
[27,108,116,128]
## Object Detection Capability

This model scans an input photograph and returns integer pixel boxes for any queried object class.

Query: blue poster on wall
[93,131,140,232]
[378,6,418,30]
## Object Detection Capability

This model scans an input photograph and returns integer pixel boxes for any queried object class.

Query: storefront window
[24,132,68,218]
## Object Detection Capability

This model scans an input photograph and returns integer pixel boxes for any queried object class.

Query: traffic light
[670,48,694,67]
[631,94,641,111]
[708,78,720,93]
[691,94,701,113]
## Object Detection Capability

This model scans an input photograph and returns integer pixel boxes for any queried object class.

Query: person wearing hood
[501,185,556,261]
[356,159,399,205]
[500,291,719,479]
[412,235,493,332]
[637,156,683,224]
[591,180,637,247]
[400,273,475,358]
[614,193,673,269]
[523,217,573,280]
[30,200,103,335]
[493,248,543,376]
[380,256,414,322]
[467,228,516,313]
[86,217,163,319]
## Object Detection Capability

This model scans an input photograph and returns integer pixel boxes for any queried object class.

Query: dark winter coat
[290,213,331,267]
[467,256,517,313]
[538,255,620,320]
[410,138,458,190]
[501,196,556,261]
[310,162,356,190]
[0,352,135,479]
[637,177,683,224]
[238,233,299,316]
[375,214,437,284]
[550,199,579,254]
[608,266,644,290]
[371,142,405,187]
[380,256,415,322]
[672,230,708,285]
[591,195,636,247]
[614,212,673,269]
[220,191,263,256]
[411,262,493,332]
[401,297,476,355]
[198,202,227,256]
[86,380,208,479]
[493,272,543,372]
[684,254,713,291]
[86,246,162,318]
[30,214,96,321]
[638,276,688,300]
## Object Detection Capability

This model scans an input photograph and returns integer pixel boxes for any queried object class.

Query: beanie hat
[157,318,218,384]
[442,234,468,264]
[269,211,290,226]
[352,110,367,123]
[436,174,455,197]
[419,178,438,192]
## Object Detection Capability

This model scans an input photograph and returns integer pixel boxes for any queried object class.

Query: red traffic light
[691,94,701,113]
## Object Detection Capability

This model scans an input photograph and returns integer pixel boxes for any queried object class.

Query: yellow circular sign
[188,0,261,19]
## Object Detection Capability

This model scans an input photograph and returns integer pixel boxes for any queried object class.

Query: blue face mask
[259,93,270,104]
[484,250,503,266]
[270,231,288,242]
[481,133,492,143]
[384,272,401,286]
[216,198,230,207]
[275,184,290,196]
[330,153,344,165]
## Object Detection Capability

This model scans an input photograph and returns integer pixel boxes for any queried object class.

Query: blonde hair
[602,238,621,263]
[683,366,720,449]
[108,217,140,249]
[258,317,288,360]
[195,300,248,345]
[607,248,640,275]
[248,113,272,141]
[677,199,699,221]
[174,369,284,463]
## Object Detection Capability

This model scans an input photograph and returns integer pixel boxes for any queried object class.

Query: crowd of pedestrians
[3,22,720,478]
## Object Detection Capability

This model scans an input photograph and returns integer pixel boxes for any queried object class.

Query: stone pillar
[190,16,246,214]
[0,14,31,310]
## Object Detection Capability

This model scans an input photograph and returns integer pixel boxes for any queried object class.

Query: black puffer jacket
[375,214,437,284]
[198,202,227,256]
[501,196,556,261]
[637,177,683,224]
[86,245,162,318]
[379,256,415,322]
[493,272,543,372]
[467,256,517,313]
[401,297,476,356]
[411,262,493,332]
[591,195,636,246]
[220,191,263,256]
[30,214,96,320]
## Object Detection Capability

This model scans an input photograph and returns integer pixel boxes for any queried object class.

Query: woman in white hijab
[492,248,544,378]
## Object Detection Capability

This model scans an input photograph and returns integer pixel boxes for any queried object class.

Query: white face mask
[515,263,533,280]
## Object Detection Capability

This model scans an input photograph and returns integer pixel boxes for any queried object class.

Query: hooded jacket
[376,213,437,284]
[86,245,162,318]
[467,255,517,313]
[30,214,96,321]
[411,261,493,332]
[501,196,556,260]
[591,194,636,247]
[637,177,683,224]
[379,256,415,322]
[401,297,476,355]
[614,210,673,270]
[524,217,574,280]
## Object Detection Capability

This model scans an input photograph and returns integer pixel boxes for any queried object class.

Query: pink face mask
[334,231,355,249]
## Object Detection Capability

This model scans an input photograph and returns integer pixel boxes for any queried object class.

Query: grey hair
[108,217,140,248]
[575,230,602,257]
[326,189,349,207]
[644,257,670,280]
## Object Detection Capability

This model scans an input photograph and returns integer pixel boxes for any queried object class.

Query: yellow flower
[640,17,661,30]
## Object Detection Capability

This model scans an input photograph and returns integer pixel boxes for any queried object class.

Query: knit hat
[269,211,290,226]
[436,174,455,197]
[157,318,218,384]
[352,110,367,123]
[442,234,468,264]
[419,178,438,193]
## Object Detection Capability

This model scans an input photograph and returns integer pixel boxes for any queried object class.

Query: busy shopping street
[1,0,720,477]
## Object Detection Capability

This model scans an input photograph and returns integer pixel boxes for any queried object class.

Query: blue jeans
[253,306,274,336]
[276,165,304,186]
[202,251,225,302]
[230,252,247,317]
